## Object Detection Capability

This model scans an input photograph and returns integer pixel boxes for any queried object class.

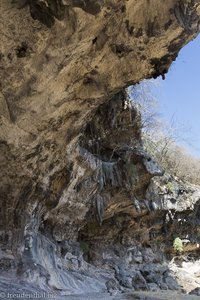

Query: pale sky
[155,34,200,158]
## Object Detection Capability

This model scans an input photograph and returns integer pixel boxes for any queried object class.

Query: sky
[154,34,200,158]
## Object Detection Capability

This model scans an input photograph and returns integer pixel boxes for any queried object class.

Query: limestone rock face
[0,0,200,297]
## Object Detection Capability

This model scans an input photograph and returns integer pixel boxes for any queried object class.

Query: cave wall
[0,0,200,296]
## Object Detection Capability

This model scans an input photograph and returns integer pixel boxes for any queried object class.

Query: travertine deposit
[0,0,199,298]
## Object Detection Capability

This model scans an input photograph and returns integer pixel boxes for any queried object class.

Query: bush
[173,237,183,253]
[166,182,174,193]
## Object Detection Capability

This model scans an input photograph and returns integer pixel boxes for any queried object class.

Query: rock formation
[0,0,200,298]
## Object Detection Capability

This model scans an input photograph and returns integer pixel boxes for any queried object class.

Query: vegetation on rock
[173,237,184,254]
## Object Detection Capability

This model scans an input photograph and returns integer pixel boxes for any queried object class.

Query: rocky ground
[169,259,200,294]
[0,280,200,300]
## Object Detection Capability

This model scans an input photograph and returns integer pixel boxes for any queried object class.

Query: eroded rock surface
[0,0,200,298]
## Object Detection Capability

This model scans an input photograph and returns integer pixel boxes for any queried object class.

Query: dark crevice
[16,42,28,58]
